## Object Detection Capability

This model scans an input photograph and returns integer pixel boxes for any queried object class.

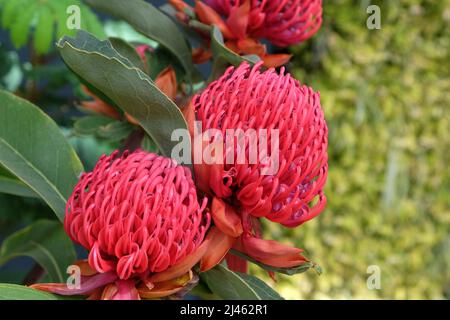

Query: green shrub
[268,0,450,299]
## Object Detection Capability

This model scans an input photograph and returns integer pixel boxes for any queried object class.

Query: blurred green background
[0,0,449,299]
[261,0,450,299]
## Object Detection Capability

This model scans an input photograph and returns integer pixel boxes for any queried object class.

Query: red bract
[203,0,323,47]
[190,62,328,271]
[65,150,210,279]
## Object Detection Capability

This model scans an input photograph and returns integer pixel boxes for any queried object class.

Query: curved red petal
[195,1,234,38]
[148,234,209,283]
[240,235,308,268]
[30,271,117,296]
[200,227,236,272]
[211,197,243,237]
[226,0,250,39]
[155,67,177,101]
[262,54,293,68]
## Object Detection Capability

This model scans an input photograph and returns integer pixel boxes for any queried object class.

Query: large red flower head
[189,62,328,272]
[193,62,328,228]
[202,0,323,47]
[33,150,220,300]
[65,150,210,279]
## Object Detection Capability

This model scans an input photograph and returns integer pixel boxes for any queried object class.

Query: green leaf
[73,115,115,136]
[109,37,146,72]
[96,121,134,142]
[0,220,76,283]
[1,0,104,53]
[229,249,322,276]
[1,0,26,29]
[201,264,282,300]
[145,46,185,81]
[10,1,37,48]
[146,47,173,79]
[34,6,54,55]
[58,31,189,157]
[237,273,285,300]
[0,284,58,300]
[0,175,38,198]
[85,0,193,77]
[103,20,158,47]
[210,26,260,80]
[0,90,84,222]
[60,30,137,68]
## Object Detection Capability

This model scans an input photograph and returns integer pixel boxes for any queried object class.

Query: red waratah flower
[202,0,323,47]
[188,61,328,272]
[169,0,322,67]
[32,150,224,300]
